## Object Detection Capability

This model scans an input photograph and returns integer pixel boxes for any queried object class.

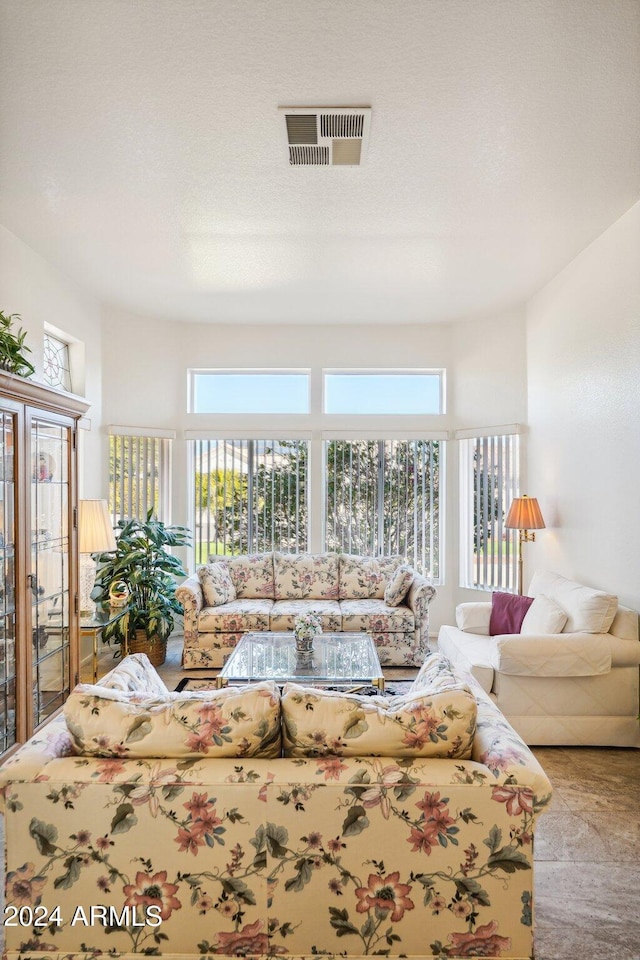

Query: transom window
[323,370,443,415]
[190,370,310,414]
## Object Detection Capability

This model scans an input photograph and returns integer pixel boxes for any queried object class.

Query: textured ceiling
[1,0,639,324]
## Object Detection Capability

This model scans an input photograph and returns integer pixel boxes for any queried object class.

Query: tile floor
[1,636,638,959]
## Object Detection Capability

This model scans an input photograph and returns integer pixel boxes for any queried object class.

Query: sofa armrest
[456,601,491,634]
[492,632,612,677]
[406,573,436,642]
[0,715,75,813]
[176,573,204,644]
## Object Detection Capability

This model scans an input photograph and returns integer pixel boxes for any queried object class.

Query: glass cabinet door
[30,417,71,726]
[0,412,17,752]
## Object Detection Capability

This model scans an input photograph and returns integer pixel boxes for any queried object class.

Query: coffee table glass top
[216,631,384,689]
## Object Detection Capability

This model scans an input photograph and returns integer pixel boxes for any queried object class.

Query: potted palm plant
[93,510,191,666]
[0,310,35,377]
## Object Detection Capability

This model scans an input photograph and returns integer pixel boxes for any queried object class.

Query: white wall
[0,225,104,494]
[526,201,640,610]
[101,307,528,628]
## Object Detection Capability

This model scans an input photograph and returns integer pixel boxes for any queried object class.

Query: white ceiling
[1,0,639,325]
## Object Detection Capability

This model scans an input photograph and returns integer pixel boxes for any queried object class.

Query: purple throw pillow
[489,592,534,636]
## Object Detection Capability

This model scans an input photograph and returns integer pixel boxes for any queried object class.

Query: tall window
[459,432,519,591]
[43,332,72,392]
[192,439,308,563]
[324,439,442,578]
[109,432,172,524]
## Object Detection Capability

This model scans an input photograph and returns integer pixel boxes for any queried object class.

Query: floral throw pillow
[281,681,476,759]
[63,680,281,759]
[198,563,236,607]
[384,564,414,607]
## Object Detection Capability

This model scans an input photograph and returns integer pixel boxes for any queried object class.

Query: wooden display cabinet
[0,373,89,758]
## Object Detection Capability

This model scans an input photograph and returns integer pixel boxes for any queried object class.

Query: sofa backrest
[339,553,404,599]
[274,551,339,599]
[208,552,275,598]
[528,569,618,634]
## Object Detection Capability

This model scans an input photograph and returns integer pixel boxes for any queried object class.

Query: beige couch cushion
[274,551,340,599]
[529,570,618,634]
[339,554,404,599]
[208,553,275,598]
[270,599,341,631]
[281,680,476,759]
[198,599,273,633]
[340,598,414,633]
[64,680,281,759]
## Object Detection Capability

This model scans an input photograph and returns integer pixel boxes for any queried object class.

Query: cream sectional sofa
[177,552,436,669]
[0,652,552,960]
[438,569,640,746]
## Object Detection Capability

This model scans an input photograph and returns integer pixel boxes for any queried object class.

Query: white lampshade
[79,499,117,554]
[78,500,116,617]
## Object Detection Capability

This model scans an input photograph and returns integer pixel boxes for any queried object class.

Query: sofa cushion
[63,680,281,759]
[529,569,618,634]
[270,599,341,631]
[489,592,534,635]
[198,562,236,606]
[198,599,273,633]
[281,681,476,759]
[520,595,568,635]
[437,625,495,694]
[340,598,414,633]
[455,602,491,635]
[339,554,404,599]
[274,552,339,600]
[209,552,275,598]
[384,564,414,606]
[98,653,169,697]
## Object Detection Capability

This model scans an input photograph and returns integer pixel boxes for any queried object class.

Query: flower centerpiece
[294,611,322,663]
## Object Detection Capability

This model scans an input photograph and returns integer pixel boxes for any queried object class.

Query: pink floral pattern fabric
[270,598,341,631]
[198,598,273,633]
[63,679,281,759]
[197,562,236,606]
[0,691,552,960]
[339,554,404,599]
[340,598,415,632]
[281,681,477,759]
[209,553,275,598]
[274,552,340,599]
[384,564,414,606]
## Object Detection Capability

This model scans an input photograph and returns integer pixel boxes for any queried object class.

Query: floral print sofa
[177,552,437,669]
[0,652,552,960]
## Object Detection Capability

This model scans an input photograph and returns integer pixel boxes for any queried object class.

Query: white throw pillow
[455,602,491,635]
[198,562,236,606]
[520,594,568,635]
[528,570,618,634]
[384,564,414,606]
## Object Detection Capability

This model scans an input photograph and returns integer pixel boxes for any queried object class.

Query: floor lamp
[79,499,117,617]
[505,495,546,595]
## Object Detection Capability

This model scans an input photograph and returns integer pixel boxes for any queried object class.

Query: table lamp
[79,499,117,617]
[505,495,545,595]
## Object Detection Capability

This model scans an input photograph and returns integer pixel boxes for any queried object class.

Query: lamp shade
[505,495,546,531]
[79,499,117,554]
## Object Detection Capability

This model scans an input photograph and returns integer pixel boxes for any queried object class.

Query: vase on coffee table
[294,613,322,667]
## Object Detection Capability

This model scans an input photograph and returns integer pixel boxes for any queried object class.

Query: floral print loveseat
[0,652,552,960]
[176,552,436,669]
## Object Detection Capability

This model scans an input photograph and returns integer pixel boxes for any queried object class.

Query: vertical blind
[324,439,441,578]
[459,433,519,591]
[109,435,171,524]
[192,439,308,562]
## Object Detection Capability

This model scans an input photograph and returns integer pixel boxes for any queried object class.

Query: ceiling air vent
[279,107,371,166]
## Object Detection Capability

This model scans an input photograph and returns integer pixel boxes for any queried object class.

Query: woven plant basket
[129,629,167,667]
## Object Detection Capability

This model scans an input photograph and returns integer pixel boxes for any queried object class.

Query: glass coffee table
[216,631,385,691]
